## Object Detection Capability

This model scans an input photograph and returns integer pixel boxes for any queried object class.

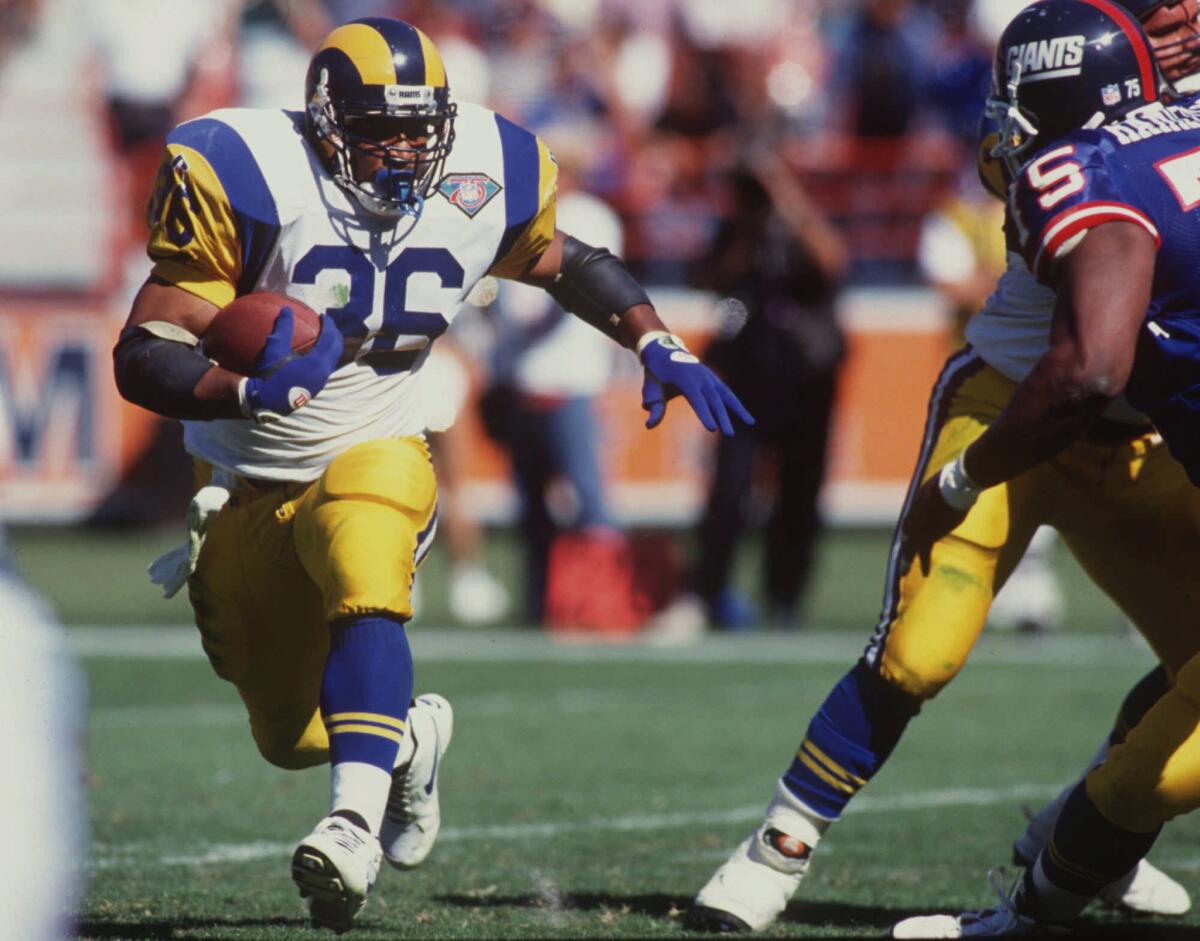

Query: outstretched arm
[515,229,754,435]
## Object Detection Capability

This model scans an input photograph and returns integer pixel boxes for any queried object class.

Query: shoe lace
[969,867,1028,929]
[386,759,417,824]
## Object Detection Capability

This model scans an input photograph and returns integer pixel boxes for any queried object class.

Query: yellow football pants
[187,437,438,770]
[871,348,1200,831]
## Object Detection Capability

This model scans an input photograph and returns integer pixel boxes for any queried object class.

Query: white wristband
[938,452,983,510]
[635,330,674,358]
[236,377,253,419]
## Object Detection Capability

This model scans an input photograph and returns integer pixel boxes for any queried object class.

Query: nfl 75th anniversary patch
[436,173,502,217]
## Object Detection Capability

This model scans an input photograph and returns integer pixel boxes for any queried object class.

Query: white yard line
[92,781,1061,870]
[69,626,1155,667]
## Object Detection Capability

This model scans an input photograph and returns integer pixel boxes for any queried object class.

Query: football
[203,292,322,376]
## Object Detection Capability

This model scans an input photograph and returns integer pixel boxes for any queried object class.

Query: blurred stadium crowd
[0,0,1023,291]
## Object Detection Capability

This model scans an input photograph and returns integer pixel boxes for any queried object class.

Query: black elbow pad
[113,325,234,420]
[544,235,651,340]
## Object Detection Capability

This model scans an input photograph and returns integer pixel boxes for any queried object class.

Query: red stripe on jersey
[1034,200,1160,281]
[1074,0,1158,103]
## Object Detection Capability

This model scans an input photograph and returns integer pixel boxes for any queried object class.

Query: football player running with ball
[691,0,1200,934]
[112,17,751,934]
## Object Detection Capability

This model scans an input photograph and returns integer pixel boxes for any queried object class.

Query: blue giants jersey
[1011,94,1200,479]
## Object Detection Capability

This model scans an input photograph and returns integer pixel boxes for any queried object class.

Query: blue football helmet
[305,17,457,219]
[986,0,1163,174]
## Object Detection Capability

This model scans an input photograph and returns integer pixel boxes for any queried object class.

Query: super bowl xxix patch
[436,173,501,217]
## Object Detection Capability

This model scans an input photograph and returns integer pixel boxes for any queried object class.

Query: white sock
[1026,856,1093,923]
[770,779,831,849]
[329,761,392,835]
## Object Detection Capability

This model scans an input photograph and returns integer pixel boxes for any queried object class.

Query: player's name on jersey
[1105,101,1200,146]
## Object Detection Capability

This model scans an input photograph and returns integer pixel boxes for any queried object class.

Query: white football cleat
[690,781,823,931]
[1014,803,1191,916]
[892,870,1046,939]
[1099,859,1191,915]
[291,814,382,934]
[381,693,453,869]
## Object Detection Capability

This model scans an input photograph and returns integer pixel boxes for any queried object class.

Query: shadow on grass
[76,915,306,940]
[436,890,690,918]
[435,891,917,931]
[434,892,1199,939]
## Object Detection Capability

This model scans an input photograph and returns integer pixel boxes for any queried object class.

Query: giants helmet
[986,0,1162,173]
[305,17,456,219]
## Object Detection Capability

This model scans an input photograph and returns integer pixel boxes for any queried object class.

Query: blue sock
[1110,666,1167,745]
[1029,781,1161,907]
[321,614,414,773]
[782,661,921,818]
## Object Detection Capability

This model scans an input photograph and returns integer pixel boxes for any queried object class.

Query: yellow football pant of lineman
[187,437,437,770]
[872,348,1200,831]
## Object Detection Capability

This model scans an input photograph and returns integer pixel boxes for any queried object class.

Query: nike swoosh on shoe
[423,728,440,796]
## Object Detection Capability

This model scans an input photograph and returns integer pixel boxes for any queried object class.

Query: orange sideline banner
[0,289,949,525]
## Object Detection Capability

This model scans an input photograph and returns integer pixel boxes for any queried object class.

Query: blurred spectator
[420,341,511,626]
[650,146,849,636]
[622,134,722,285]
[827,0,944,138]
[81,0,231,282]
[924,0,993,147]
[237,0,330,109]
[321,0,395,22]
[482,0,567,126]
[480,139,629,627]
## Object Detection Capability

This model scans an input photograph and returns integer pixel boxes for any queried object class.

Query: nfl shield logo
[1101,83,1121,107]
[436,173,501,217]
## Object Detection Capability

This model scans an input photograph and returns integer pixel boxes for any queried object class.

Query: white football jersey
[146,103,557,480]
[965,251,1057,383]
[966,252,1149,425]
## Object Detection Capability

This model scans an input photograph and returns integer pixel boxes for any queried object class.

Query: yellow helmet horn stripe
[319,23,397,85]
[415,26,446,87]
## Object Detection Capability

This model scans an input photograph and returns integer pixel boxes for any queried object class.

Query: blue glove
[639,332,754,436]
[240,308,344,424]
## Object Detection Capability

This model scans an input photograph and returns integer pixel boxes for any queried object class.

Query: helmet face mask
[305,18,457,220]
[1138,0,1200,93]
[985,0,1162,177]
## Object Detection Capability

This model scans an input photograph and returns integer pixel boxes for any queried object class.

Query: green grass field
[12,527,1199,939]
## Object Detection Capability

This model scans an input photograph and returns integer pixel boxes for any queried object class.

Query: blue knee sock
[782,661,921,818]
[1109,666,1167,746]
[321,614,414,773]
[1026,780,1161,913]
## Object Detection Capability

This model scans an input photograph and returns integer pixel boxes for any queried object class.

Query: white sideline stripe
[92,782,1060,869]
[67,626,1155,667]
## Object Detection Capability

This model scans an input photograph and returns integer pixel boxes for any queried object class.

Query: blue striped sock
[782,662,920,818]
[321,614,414,773]
[1032,782,1160,906]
